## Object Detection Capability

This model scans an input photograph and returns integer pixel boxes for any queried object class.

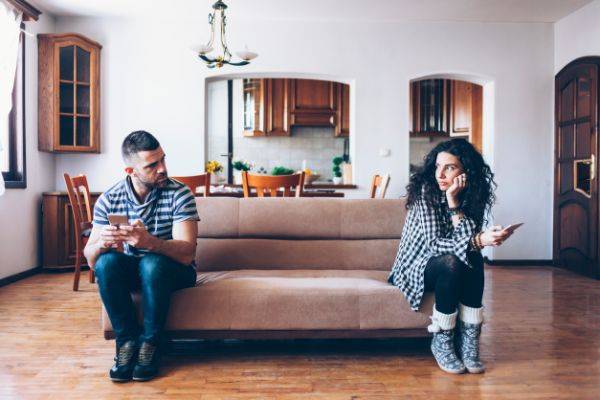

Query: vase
[233,170,242,185]
[332,176,343,185]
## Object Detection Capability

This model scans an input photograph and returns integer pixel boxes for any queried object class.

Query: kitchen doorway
[409,78,483,173]
[206,77,352,185]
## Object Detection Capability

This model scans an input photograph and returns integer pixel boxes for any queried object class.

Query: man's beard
[137,174,168,189]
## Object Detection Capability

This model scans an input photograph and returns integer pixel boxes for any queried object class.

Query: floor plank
[0,266,598,399]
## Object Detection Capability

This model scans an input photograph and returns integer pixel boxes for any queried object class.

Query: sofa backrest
[195,197,407,272]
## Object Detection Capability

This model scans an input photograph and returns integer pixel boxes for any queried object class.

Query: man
[84,131,199,382]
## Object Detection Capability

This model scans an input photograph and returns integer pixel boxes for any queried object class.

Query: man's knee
[139,253,172,284]
[94,252,126,281]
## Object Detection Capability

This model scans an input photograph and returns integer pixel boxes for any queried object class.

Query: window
[1,24,26,188]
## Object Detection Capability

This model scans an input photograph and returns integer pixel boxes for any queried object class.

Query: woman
[389,138,513,374]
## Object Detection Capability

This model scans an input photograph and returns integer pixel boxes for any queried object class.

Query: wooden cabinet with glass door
[38,33,101,153]
[243,78,291,137]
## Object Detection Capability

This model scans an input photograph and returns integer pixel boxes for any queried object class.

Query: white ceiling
[29,0,593,23]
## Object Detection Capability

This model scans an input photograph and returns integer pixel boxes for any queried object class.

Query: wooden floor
[0,266,598,399]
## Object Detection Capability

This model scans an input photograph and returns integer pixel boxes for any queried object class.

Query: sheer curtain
[0,1,23,195]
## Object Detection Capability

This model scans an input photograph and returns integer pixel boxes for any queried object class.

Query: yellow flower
[205,160,223,174]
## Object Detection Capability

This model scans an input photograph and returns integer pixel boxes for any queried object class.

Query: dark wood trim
[0,266,41,287]
[484,257,554,266]
[3,24,26,189]
[227,79,233,184]
[5,0,41,21]
[105,329,431,341]
[36,33,102,49]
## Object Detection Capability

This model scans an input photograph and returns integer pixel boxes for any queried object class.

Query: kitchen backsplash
[231,127,345,180]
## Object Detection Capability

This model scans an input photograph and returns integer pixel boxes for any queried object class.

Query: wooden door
[554,60,599,279]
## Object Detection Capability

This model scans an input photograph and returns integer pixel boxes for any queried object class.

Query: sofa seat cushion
[102,269,434,333]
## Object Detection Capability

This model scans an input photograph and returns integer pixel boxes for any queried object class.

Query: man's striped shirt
[93,176,199,260]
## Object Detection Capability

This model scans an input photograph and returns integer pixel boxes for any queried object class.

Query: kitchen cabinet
[410,79,482,152]
[335,83,350,137]
[450,80,483,152]
[290,79,337,126]
[243,78,350,136]
[42,192,100,269]
[410,79,450,135]
[243,78,291,137]
[38,33,101,153]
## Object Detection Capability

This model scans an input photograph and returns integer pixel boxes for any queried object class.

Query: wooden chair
[370,174,391,199]
[63,173,95,291]
[172,173,211,197]
[242,171,305,198]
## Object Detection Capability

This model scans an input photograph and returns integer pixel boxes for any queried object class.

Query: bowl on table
[304,174,321,185]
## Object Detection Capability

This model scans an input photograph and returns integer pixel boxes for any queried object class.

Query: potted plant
[271,166,295,176]
[232,160,252,184]
[205,160,223,183]
[332,156,343,185]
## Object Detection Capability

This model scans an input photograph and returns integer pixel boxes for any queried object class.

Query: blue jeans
[94,251,197,347]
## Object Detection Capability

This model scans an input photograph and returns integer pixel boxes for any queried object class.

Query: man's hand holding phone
[101,214,130,251]
[99,225,127,249]
[117,220,160,251]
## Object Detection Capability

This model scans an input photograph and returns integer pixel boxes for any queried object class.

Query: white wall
[52,16,555,260]
[0,13,56,279]
[555,0,600,73]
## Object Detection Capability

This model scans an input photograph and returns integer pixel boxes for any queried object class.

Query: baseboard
[484,257,554,266]
[0,266,42,287]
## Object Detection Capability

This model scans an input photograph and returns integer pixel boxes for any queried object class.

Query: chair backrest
[172,173,211,197]
[242,171,305,198]
[64,173,93,233]
[370,174,391,199]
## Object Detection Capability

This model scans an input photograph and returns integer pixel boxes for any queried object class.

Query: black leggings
[424,252,484,314]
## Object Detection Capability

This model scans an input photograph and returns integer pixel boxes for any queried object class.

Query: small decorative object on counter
[205,160,223,174]
[205,160,224,184]
[232,160,252,171]
[332,156,344,185]
[342,162,353,184]
[232,160,252,184]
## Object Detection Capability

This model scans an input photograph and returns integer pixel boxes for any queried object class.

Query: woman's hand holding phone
[479,223,523,247]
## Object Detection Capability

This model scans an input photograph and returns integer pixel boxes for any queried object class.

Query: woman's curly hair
[406,138,496,225]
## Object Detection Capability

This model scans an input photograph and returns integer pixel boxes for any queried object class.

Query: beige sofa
[103,197,434,340]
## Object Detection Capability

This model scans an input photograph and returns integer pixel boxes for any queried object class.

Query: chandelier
[196,0,258,68]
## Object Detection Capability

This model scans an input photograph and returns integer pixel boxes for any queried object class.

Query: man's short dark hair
[122,130,160,161]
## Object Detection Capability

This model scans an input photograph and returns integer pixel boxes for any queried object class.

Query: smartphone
[107,214,128,228]
[502,222,524,234]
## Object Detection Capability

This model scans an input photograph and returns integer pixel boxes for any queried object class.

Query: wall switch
[379,148,391,157]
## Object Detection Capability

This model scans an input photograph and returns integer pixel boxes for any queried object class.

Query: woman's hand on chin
[445,173,467,208]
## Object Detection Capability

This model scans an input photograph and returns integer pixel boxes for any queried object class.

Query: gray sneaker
[457,321,485,373]
[431,329,466,374]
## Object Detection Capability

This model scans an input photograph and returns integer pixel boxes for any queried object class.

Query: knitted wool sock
[429,306,465,374]
[457,303,485,374]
